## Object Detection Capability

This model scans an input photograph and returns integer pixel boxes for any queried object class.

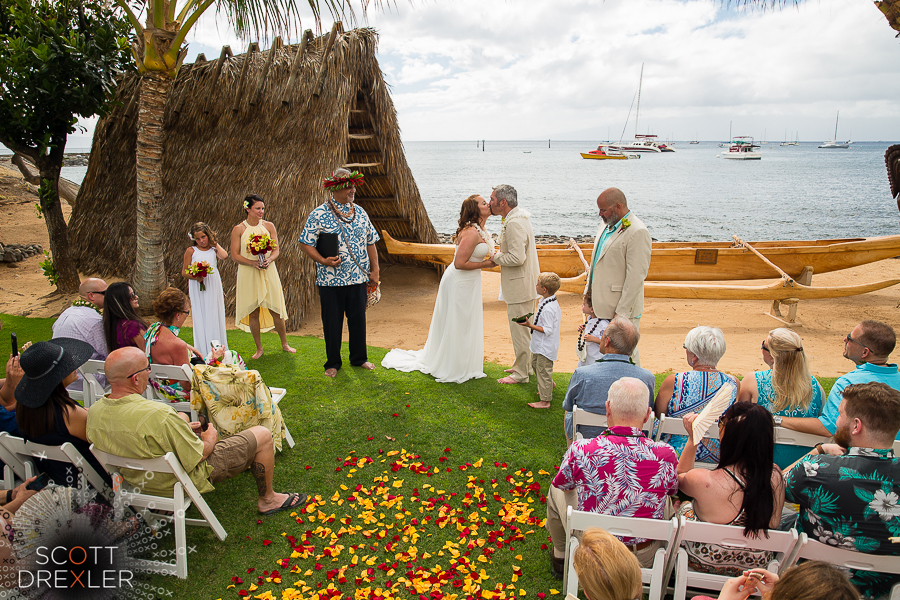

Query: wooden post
[313,22,341,98]
[282,29,313,105]
[233,42,259,112]
[251,36,282,106]
[205,45,233,114]
[769,266,814,326]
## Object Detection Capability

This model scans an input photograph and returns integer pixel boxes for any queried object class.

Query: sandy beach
[3,160,899,378]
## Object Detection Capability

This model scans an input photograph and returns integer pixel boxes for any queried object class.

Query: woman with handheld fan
[654,326,739,463]
[381,195,495,383]
[299,169,380,378]
[231,195,295,360]
[183,222,229,357]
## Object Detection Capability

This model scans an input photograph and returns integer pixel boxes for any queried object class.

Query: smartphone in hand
[10,333,17,357]
[26,473,50,492]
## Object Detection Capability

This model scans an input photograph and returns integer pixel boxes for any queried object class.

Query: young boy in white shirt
[518,272,562,409]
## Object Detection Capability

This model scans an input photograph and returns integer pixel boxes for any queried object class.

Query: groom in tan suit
[588,188,652,366]
[490,184,540,384]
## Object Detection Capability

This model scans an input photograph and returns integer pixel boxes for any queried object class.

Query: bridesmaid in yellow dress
[230,194,296,359]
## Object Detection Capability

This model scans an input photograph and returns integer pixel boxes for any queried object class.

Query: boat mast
[834,111,840,140]
[634,63,643,141]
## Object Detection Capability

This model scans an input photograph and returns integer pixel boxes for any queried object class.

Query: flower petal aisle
[223,449,559,600]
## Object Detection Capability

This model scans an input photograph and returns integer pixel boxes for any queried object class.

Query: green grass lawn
[0,314,838,599]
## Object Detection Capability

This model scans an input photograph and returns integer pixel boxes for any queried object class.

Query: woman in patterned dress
[675,402,785,577]
[655,326,738,463]
[738,328,825,468]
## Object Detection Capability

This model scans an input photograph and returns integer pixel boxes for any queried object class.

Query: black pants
[318,283,368,370]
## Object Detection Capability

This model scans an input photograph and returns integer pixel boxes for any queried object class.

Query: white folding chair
[564,506,679,600]
[893,438,900,454]
[783,534,900,600]
[147,363,198,421]
[89,445,227,579]
[571,406,654,440]
[672,516,802,600]
[0,432,113,505]
[655,414,720,469]
[77,358,109,408]
[773,426,831,448]
[268,387,294,448]
[0,433,27,488]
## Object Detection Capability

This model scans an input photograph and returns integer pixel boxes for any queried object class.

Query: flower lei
[323,170,365,191]
[472,223,496,253]
[71,299,101,314]
[498,209,531,246]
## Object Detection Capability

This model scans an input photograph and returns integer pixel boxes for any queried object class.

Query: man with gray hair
[586,187,651,366]
[545,376,678,579]
[52,277,109,391]
[489,184,540,385]
[562,317,656,442]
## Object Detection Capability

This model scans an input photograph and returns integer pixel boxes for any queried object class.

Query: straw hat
[14,338,93,408]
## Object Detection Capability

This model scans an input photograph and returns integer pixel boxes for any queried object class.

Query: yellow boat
[382,232,900,301]
[580,146,635,160]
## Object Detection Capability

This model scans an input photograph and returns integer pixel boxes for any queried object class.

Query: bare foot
[359,362,375,370]
[251,349,264,360]
[504,368,515,374]
[527,401,551,409]
[497,376,523,384]
[324,368,337,378]
[282,345,297,354]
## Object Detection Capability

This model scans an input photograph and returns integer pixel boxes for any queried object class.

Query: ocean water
[58,140,899,242]
[404,141,900,241]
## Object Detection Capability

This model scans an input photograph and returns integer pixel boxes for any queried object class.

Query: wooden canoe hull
[558,274,900,301]
[382,231,900,281]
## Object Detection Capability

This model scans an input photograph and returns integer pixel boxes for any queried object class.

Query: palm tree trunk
[133,70,171,311]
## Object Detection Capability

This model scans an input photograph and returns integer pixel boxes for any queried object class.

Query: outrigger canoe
[382,232,900,301]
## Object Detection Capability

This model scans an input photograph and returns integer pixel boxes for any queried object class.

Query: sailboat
[609,65,675,153]
[819,112,850,149]
[690,132,699,144]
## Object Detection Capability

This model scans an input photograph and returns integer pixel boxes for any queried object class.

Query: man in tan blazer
[587,188,652,366]
[490,184,540,384]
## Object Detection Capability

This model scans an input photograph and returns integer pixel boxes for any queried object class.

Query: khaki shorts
[208,430,258,484]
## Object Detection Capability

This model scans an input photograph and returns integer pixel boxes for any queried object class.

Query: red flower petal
[262,540,272,546]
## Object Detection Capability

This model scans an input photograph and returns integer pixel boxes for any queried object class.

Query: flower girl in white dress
[182,222,229,356]
[381,195,496,383]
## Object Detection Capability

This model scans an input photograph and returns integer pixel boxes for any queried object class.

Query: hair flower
[243,200,250,210]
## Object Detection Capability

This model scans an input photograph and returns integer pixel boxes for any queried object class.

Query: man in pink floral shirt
[545,377,678,579]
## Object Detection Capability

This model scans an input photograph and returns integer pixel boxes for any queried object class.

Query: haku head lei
[323,170,365,191]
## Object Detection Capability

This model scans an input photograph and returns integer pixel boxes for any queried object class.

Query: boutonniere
[621,217,631,230]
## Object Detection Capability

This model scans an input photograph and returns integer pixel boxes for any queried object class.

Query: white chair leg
[173,484,188,579]
[673,549,688,600]
[283,424,295,449]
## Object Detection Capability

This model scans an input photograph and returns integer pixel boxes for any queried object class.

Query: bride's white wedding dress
[381,237,491,383]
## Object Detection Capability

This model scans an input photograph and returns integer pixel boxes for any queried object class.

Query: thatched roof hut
[69,26,438,326]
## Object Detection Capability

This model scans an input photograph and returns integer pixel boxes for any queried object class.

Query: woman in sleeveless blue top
[739,328,824,468]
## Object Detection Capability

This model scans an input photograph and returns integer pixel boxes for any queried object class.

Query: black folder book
[316,232,339,259]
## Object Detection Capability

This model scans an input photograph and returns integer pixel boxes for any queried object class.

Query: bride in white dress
[382,195,495,383]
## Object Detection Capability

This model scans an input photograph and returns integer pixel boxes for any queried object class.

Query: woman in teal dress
[738,328,824,468]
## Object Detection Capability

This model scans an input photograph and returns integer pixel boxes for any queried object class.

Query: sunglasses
[128,362,151,379]
[844,333,868,350]
[129,292,138,300]
[761,342,770,352]
[89,290,106,296]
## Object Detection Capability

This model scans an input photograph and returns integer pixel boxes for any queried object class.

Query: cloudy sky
[70,0,900,144]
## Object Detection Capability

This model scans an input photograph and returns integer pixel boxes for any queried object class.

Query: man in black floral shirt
[785,382,900,599]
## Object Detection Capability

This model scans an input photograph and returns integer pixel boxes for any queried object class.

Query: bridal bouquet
[248,234,277,268]
[187,261,214,291]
